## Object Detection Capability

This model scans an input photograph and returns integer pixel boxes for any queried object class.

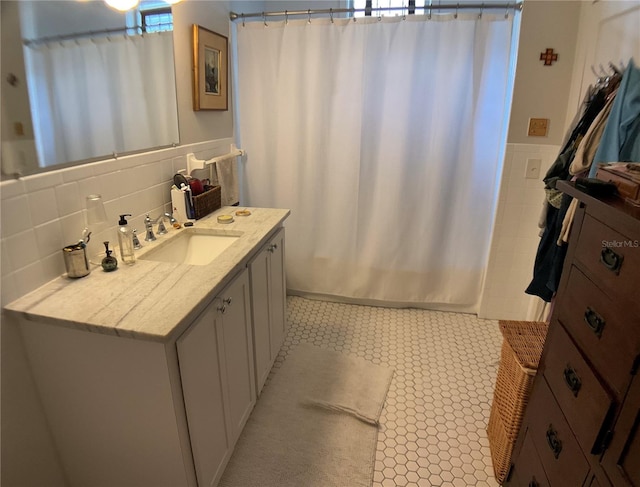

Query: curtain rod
[23,25,172,47]
[230,3,523,21]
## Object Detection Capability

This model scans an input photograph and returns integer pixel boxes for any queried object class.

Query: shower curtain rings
[455,3,459,19]
[241,13,245,27]
[428,2,432,19]
[263,12,267,27]
[479,3,484,19]
[308,9,311,24]
[285,10,288,24]
[504,4,510,18]
[330,8,334,23]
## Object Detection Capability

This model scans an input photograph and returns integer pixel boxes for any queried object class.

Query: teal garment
[589,59,640,177]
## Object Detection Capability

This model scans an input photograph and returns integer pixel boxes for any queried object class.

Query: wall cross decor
[540,48,558,66]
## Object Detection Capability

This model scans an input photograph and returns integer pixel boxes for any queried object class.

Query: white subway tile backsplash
[161,159,174,181]
[100,171,124,202]
[39,252,66,283]
[77,177,103,200]
[61,164,95,183]
[59,211,86,244]
[13,261,47,298]
[118,167,142,198]
[118,192,146,221]
[23,171,64,193]
[34,220,64,260]
[5,229,39,271]
[0,138,232,305]
[0,179,26,200]
[1,239,13,277]
[1,195,33,238]
[91,157,118,176]
[28,188,59,227]
[1,273,19,306]
[173,155,187,174]
[55,182,82,216]
[103,199,124,226]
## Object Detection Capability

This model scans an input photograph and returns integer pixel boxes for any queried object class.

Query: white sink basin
[139,230,240,266]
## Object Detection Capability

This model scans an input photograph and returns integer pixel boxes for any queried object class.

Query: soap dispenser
[117,214,136,265]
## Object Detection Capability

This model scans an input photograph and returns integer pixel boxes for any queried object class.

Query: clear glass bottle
[117,214,136,265]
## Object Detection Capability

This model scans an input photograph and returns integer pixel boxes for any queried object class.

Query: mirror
[0,0,180,178]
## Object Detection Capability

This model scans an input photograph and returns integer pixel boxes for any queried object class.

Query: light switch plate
[525,158,541,179]
[528,118,549,137]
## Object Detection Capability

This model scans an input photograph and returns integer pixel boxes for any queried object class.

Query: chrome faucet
[156,212,177,235]
[144,214,156,241]
[145,213,177,241]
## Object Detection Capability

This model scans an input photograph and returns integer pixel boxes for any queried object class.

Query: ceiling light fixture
[103,0,140,12]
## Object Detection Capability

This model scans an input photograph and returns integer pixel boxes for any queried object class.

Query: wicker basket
[488,320,548,484]
[192,185,221,220]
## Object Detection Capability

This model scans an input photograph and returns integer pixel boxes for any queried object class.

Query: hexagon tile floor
[269,296,504,487]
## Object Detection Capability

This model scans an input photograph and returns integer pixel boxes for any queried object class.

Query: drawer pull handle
[546,425,563,459]
[584,307,606,337]
[563,365,582,397]
[529,479,539,487]
[600,247,623,274]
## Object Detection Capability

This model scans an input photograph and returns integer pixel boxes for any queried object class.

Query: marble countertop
[4,207,290,342]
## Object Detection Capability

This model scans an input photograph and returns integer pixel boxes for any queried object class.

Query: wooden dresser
[506,181,640,487]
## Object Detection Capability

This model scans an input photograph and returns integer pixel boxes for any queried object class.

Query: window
[352,0,487,18]
[140,6,173,33]
[353,0,416,17]
[125,0,173,33]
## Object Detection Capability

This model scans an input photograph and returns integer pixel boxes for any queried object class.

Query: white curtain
[235,13,516,312]
[24,32,178,167]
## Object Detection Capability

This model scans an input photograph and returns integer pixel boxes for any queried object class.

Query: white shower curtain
[235,13,516,311]
[24,32,178,167]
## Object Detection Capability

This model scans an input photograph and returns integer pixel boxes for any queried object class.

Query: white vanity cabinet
[248,227,286,395]
[6,208,290,487]
[177,269,256,487]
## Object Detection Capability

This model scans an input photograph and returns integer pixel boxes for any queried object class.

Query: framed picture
[192,25,228,111]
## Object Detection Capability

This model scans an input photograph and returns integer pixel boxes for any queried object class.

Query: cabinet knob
[267,244,277,253]
[600,247,623,274]
[217,304,227,314]
[546,424,563,459]
[584,307,606,337]
[223,297,232,306]
[563,365,582,397]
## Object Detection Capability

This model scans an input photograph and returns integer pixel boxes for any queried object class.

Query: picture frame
[192,25,228,111]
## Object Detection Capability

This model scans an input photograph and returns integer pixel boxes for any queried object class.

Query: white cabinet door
[248,246,272,393]
[268,228,286,360]
[248,227,286,396]
[177,269,255,487]
[218,269,256,443]
[177,302,230,487]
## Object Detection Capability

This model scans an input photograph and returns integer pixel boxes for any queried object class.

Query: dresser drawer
[510,432,550,487]
[573,214,640,305]
[527,378,589,486]
[557,266,638,398]
[543,324,613,454]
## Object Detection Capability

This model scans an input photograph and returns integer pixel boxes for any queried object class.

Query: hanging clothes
[525,71,618,302]
[589,59,640,176]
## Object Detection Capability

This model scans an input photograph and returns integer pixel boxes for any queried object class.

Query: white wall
[1,3,239,484]
[1,1,38,175]
[480,0,640,321]
[507,1,581,146]
[564,1,640,130]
